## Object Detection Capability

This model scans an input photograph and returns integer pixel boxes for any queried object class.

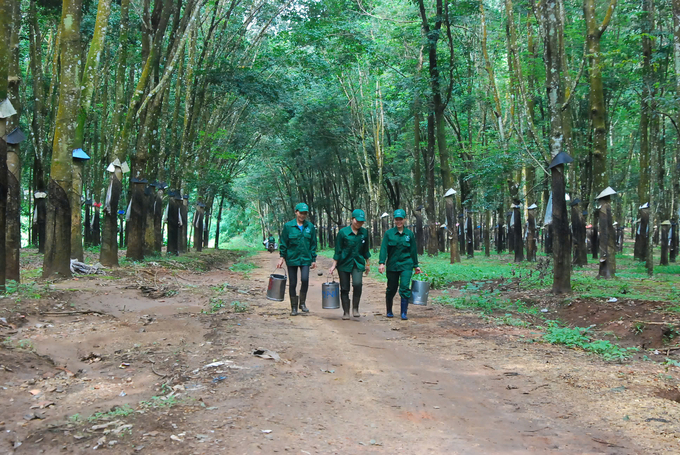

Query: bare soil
[1,250,679,454]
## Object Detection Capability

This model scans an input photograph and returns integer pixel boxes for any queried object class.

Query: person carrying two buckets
[328,209,371,320]
[277,203,317,316]
[378,209,421,320]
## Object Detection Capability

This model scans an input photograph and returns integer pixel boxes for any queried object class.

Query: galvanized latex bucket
[410,274,430,306]
[322,274,340,309]
[266,269,287,301]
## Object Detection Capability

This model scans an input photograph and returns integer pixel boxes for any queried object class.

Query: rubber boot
[341,294,350,320]
[352,299,360,318]
[386,296,394,318]
[400,297,408,320]
[290,296,299,316]
[299,292,309,313]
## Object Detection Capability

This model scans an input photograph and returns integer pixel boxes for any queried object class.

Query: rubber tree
[585,0,617,277]
[540,0,572,294]
[43,0,83,278]
[71,0,112,261]
[6,0,21,282]
[636,0,654,263]
[100,0,130,266]
[672,0,680,262]
[0,0,13,289]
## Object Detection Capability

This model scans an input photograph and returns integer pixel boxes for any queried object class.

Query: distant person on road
[277,203,317,316]
[329,209,371,320]
[267,233,276,252]
[378,209,421,320]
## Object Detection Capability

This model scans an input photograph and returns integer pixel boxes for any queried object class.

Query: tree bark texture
[154,191,163,253]
[43,0,83,278]
[598,199,616,278]
[101,176,122,266]
[167,198,179,255]
[126,182,146,260]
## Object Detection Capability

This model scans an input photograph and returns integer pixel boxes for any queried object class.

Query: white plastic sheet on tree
[544,192,553,226]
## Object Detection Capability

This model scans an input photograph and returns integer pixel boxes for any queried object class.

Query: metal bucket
[410,279,430,306]
[321,276,340,309]
[266,272,287,301]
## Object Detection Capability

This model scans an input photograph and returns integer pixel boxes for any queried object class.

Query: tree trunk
[5,0,21,282]
[126,181,146,261]
[484,210,491,257]
[466,214,474,258]
[415,209,424,255]
[101,176,122,265]
[93,207,101,246]
[180,198,188,253]
[154,190,163,253]
[636,0,653,262]
[541,0,571,293]
[194,205,204,252]
[214,193,224,249]
[144,186,156,255]
[598,198,616,277]
[526,210,536,261]
[43,0,83,278]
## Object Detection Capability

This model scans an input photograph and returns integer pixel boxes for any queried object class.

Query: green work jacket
[279,219,317,266]
[379,227,419,272]
[333,225,371,272]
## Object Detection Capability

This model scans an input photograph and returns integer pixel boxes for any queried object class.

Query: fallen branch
[524,384,549,394]
[591,437,624,448]
[351,344,385,350]
[151,364,168,378]
[39,310,107,316]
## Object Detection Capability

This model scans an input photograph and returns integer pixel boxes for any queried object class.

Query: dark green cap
[393,209,406,219]
[352,209,366,221]
[295,203,309,212]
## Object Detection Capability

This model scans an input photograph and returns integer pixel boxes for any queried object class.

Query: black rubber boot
[400,297,408,320]
[386,296,394,318]
[341,295,350,320]
[352,299,360,318]
[299,292,309,313]
[290,296,299,316]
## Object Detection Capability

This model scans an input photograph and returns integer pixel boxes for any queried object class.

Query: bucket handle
[273,266,288,278]
[326,271,337,283]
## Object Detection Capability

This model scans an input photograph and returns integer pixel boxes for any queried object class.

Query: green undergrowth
[434,290,538,315]
[541,321,638,362]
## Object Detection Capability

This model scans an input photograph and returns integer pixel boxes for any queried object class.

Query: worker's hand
[414,267,422,274]
[378,264,385,274]
[364,265,370,276]
[328,265,336,275]
[311,262,317,270]
[276,258,285,269]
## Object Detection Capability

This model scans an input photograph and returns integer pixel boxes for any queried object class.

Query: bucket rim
[270,274,287,279]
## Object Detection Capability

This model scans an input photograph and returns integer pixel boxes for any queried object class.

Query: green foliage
[542,321,637,362]
[231,301,249,313]
[140,395,181,409]
[203,298,226,314]
[87,405,135,422]
[229,261,257,279]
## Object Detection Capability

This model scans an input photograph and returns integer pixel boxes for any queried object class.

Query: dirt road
[1,250,676,454]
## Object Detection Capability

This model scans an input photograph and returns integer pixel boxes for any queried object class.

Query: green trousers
[386,269,413,300]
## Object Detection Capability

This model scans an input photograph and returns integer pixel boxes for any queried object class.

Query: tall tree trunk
[585,0,617,277]
[540,0,571,293]
[214,193,224,249]
[6,0,21,282]
[672,0,680,262]
[636,0,654,262]
[44,0,83,278]
[72,0,112,261]
[101,0,130,266]
[0,0,12,288]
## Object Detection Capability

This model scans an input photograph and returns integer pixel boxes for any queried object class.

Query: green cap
[393,209,406,219]
[295,203,309,212]
[352,209,366,221]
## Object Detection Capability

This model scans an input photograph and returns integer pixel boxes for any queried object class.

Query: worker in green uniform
[329,209,371,320]
[378,209,421,320]
[277,203,317,316]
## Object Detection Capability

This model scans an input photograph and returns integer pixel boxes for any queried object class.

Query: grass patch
[542,321,638,362]
[229,261,257,278]
[87,405,135,422]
